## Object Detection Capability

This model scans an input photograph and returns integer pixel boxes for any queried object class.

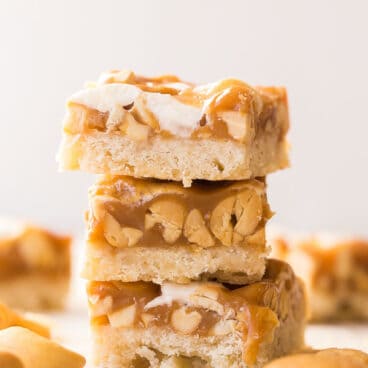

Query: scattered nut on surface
[145,198,186,243]
[103,213,143,247]
[184,209,214,247]
[170,307,202,334]
[107,304,136,328]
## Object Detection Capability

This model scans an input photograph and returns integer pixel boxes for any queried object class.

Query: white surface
[0,0,368,236]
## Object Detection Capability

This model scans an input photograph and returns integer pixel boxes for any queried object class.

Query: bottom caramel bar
[271,234,368,321]
[87,260,306,368]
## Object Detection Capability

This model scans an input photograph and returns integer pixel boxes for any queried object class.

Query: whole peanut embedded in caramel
[88,177,270,249]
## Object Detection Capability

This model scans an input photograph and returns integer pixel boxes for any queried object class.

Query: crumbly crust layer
[83,241,267,284]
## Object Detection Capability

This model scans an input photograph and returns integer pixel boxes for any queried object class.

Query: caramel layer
[87,176,271,249]
[64,70,289,144]
[88,260,296,366]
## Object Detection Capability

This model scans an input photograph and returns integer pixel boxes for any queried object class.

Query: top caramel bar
[59,70,289,186]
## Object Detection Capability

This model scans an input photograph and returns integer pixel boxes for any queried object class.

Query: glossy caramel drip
[88,281,160,311]
[67,70,288,143]
[88,260,294,364]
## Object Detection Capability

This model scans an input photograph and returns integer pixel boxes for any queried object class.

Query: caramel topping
[100,70,190,95]
[66,70,289,143]
[87,176,271,249]
[303,240,368,293]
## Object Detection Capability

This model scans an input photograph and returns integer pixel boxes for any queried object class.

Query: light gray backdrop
[0,0,367,235]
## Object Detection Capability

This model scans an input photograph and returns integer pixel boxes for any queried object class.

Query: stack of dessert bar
[59,70,306,367]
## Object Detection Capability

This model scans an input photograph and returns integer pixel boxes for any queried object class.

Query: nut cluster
[104,99,253,142]
[66,71,273,143]
[88,283,240,336]
[90,187,266,249]
[88,272,291,338]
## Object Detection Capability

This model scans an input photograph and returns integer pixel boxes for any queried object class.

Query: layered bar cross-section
[59,70,289,186]
[83,176,272,284]
[87,259,306,368]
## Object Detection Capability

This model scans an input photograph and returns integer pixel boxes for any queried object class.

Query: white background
[0,0,367,236]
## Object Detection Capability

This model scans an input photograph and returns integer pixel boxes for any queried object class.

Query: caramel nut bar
[0,219,71,310]
[87,259,306,368]
[83,176,272,284]
[271,234,368,321]
[58,70,289,186]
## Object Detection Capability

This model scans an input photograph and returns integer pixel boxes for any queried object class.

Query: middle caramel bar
[83,176,272,284]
